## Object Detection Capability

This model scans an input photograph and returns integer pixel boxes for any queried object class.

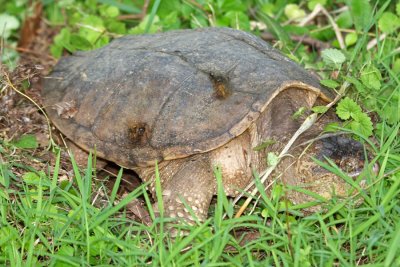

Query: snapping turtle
[43,27,367,221]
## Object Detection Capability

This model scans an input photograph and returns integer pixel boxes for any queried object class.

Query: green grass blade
[109,167,123,205]
[145,0,161,33]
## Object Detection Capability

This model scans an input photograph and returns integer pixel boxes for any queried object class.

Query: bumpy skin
[42,28,366,222]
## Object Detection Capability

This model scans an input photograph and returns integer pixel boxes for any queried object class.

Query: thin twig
[299,4,345,49]
[367,33,387,50]
[260,32,330,50]
[117,14,144,20]
[117,0,150,21]
[141,0,150,17]
[4,44,56,62]
[299,4,323,27]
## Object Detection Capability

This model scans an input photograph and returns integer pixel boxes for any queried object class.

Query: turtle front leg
[138,155,216,222]
[160,156,216,223]
[142,155,216,223]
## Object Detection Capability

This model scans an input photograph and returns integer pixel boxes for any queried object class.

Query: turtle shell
[43,27,332,168]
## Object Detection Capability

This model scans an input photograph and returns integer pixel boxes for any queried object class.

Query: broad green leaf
[11,134,38,149]
[345,32,358,47]
[70,34,92,50]
[345,76,367,94]
[378,12,400,34]
[336,10,353,28]
[159,11,181,30]
[320,79,340,89]
[349,112,373,137]
[220,0,247,11]
[284,4,306,20]
[99,5,120,18]
[321,48,346,68]
[79,15,107,45]
[261,3,275,16]
[224,11,250,30]
[308,0,327,11]
[46,2,65,24]
[336,97,362,120]
[106,20,126,34]
[157,0,181,18]
[0,13,19,38]
[347,0,372,32]
[381,102,400,125]
[360,65,382,90]
[22,172,40,184]
[50,44,63,58]
[310,27,335,41]
[69,11,83,25]
[283,25,309,35]
[89,236,106,256]
[53,28,74,53]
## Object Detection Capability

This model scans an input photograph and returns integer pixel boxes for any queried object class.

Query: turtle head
[314,135,376,177]
[280,134,377,212]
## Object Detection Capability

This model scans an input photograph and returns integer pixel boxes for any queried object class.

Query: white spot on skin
[163,190,171,197]
[177,212,184,218]
[188,216,196,222]
[80,72,88,81]
[192,206,198,211]
[188,196,193,202]
[168,206,175,211]
[175,197,182,203]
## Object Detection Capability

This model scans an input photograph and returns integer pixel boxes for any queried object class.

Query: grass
[1,138,399,265]
[1,0,400,266]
